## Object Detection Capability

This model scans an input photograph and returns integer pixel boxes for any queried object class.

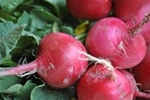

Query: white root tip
[17,68,37,78]
[78,50,115,71]
[78,50,117,81]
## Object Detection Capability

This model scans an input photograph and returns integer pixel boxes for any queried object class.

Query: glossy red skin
[85,17,146,69]
[36,32,88,88]
[132,43,150,90]
[114,0,146,21]
[77,65,134,100]
[66,0,112,20]
[125,0,150,44]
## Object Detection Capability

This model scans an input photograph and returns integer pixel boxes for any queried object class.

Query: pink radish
[85,17,147,69]
[0,32,88,88]
[66,0,112,20]
[131,43,150,90]
[114,0,146,21]
[125,0,150,43]
[77,52,150,100]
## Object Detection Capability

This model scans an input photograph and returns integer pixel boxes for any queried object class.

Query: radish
[0,32,88,88]
[66,0,112,20]
[77,52,150,100]
[131,43,150,90]
[85,16,147,69]
[114,0,146,21]
[125,0,150,43]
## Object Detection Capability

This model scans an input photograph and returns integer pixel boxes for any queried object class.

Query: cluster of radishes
[67,0,150,100]
[1,0,150,100]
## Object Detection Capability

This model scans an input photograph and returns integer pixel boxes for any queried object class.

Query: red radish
[66,0,112,20]
[85,17,147,69]
[77,65,134,100]
[77,52,150,100]
[120,69,150,99]
[114,0,146,21]
[0,32,88,88]
[131,43,150,90]
[125,0,150,43]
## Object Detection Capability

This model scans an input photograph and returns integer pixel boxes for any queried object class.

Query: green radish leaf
[31,84,74,100]
[1,84,23,94]
[0,55,17,66]
[0,21,25,65]
[44,0,66,6]
[9,35,38,65]
[13,80,37,100]
[0,0,24,13]
[0,76,22,92]
[30,9,62,28]
[60,25,74,36]
[17,11,31,29]
[1,94,12,100]
[0,80,37,100]
[0,21,39,66]
[33,24,52,38]
[44,0,67,19]
[0,9,17,22]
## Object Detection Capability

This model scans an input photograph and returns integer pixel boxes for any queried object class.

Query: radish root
[78,50,114,70]
[17,68,37,78]
[78,50,116,80]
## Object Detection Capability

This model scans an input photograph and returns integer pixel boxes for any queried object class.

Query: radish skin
[0,32,88,88]
[85,17,146,69]
[120,70,150,99]
[66,0,112,20]
[114,0,146,21]
[77,53,150,100]
[77,65,134,100]
[132,43,150,90]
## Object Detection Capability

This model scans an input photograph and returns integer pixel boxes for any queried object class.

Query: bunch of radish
[1,0,150,100]
[67,0,150,99]
[76,14,150,99]
[77,52,150,100]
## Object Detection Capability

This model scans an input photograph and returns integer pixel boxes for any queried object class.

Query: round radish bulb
[77,65,150,100]
[132,43,150,90]
[77,65,134,100]
[66,0,112,20]
[0,32,88,88]
[86,17,146,69]
[125,1,150,43]
[114,0,146,21]
[77,53,150,100]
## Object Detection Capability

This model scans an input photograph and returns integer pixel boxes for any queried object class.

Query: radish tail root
[78,50,116,81]
[134,91,150,99]
[0,61,37,77]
